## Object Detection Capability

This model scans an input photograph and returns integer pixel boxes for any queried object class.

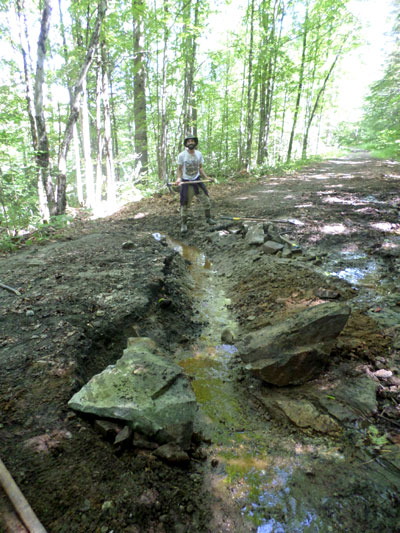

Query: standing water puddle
[151,233,387,532]
[322,249,400,328]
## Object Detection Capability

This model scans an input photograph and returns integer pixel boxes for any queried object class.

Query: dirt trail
[0,151,399,532]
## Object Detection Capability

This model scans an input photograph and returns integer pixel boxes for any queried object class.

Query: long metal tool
[167,180,215,186]
[219,216,296,224]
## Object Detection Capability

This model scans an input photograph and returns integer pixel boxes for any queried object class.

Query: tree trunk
[73,124,84,205]
[159,16,169,183]
[182,0,199,135]
[33,0,57,215]
[101,42,116,205]
[245,0,255,170]
[258,0,284,165]
[287,1,309,163]
[95,53,104,205]
[56,0,107,214]
[81,78,95,209]
[15,0,49,219]
[301,47,343,159]
[132,0,149,174]
[109,79,121,181]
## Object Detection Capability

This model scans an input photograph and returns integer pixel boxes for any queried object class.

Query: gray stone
[262,241,284,255]
[273,398,341,434]
[94,419,121,439]
[114,425,133,445]
[257,374,378,433]
[281,245,292,258]
[327,376,378,416]
[221,328,235,343]
[314,288,340,300]
[264,224,284,243]
[245,223,265,245]
[304,376,378,421]
[373,369,393,379]
[68,337,197,449]
[122,241,135,249]
[133,432,159,450]
[264,224,301,252]
[153,443,190,464]
[239,303,351,386]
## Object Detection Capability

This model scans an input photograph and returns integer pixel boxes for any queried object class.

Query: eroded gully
[153,233,400,533]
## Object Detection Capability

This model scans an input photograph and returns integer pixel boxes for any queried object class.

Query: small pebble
[102,500,114,511]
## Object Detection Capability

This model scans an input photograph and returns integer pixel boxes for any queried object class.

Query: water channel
[153,233,399,532]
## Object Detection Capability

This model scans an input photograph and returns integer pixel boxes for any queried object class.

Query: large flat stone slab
[257,374,378,435]
[68,337,197,448]
[239,302,351,385]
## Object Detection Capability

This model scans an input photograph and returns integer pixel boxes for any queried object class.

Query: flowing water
[153,234,400,532]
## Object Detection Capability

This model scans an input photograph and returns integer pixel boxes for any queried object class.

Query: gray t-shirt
[178,149,204,181]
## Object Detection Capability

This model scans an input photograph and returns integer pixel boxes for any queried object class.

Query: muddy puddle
[321,244,400,329]
[154,234,399,532]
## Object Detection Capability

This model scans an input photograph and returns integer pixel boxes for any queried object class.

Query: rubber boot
[181,216,188,234]
[205,209,216,225]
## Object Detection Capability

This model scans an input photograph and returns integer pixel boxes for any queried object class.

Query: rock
[238,303,351,386]
[281,246,292,258]
[314,288,340,300]
[122,241,135,249]
[373,369,393,379]
[308,376,378,419]
[101,501,114,511]
[94,420,122,440]
[274,398,341,434]
[329,376,378,417]
[221,328,235,343]
[68,337,197,449]
[154,443,190,465]
[262,241,284,255]
[264,224,284,243]
[245,223,265,245]
[192,447,207,461]
[257,374,378,433]
[138,489,159,507]
[133,432,159,450]
[114,425,133,446]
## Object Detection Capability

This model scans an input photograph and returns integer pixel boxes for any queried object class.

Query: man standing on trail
[175,134,216,234]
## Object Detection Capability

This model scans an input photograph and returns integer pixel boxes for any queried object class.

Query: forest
[0,0,399,244]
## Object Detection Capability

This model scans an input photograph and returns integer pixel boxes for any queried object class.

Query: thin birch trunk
[73,124,84,205]
[160,23,169,183]
[33,0,57,215]
[95,55,104,205]
[102,42,116,204]
[56,0,106,213]
[245,0,255,170]
[81,77,95,208]
[302,46,344,159]
[15,0,49,219]
[132,0,149,173]
[109,79,121,181]
[58,0,82,206]
[287,1,309,163]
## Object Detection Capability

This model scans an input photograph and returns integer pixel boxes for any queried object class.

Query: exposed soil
[1,151,400,532]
